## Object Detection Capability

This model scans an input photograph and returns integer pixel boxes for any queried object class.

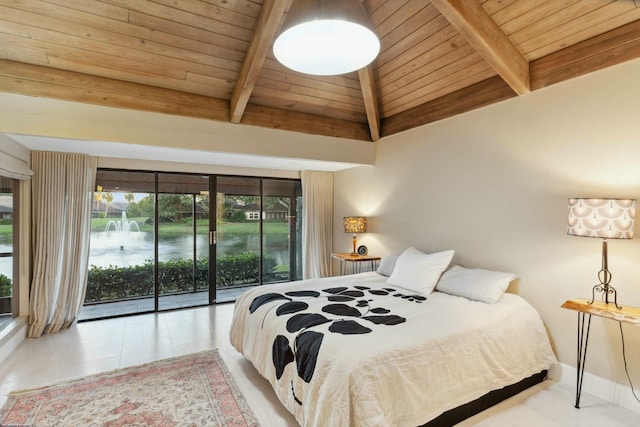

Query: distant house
[180,203,208,221]
[0,196,12,219]
[92,201,127,218]
[238,200,289,221]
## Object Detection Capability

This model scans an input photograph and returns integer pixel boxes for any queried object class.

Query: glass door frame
[209,175,215,305]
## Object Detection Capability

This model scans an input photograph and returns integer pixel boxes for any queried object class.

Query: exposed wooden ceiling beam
[242,104,371,141]
[383,17,640,138]
[382,76,516,137]
[230,0,292,124]
[0,60,230,121]
[530,19,640,90]
[0,59,371,141]
[430,0,530,95]
[357,66,380,141]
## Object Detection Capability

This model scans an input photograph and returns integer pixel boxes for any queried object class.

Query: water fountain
[90,219,150,268]
[105,211,141,250]
[105,211,141,234]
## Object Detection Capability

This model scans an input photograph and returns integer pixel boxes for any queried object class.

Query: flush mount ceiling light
[273,0,380,76]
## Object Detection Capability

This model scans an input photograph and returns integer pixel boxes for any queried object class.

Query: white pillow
[435,265,517,304]
[386,247,454,295]
[376,254,399,276]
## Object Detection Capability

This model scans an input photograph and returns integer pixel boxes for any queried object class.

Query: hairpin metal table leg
[575,312,592,408]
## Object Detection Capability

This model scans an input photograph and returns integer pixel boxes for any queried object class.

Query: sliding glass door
[262,179,302,283]
[157,174,210,310]
[213,177,302,302]
[214,177,261,303]
[84,170,301,320]
[85,171,155,319]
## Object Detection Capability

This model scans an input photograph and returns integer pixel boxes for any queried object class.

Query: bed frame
[422,370,548,427]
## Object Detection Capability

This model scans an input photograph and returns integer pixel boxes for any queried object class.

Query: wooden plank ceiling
[1,0,640,142]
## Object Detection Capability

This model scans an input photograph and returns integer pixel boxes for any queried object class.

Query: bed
[230,262,556,426]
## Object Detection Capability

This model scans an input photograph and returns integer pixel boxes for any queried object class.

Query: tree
[158,194,192,223]
[132,194,155,220]
[224,195,259,207]
[94,189,103,212]
[125,193,144,217]
[264,196,290,211]
[196,194,209,214]
[103,192,114,217]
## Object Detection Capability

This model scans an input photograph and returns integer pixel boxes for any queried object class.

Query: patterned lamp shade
[343,216,366,233]
[567,198,636,239]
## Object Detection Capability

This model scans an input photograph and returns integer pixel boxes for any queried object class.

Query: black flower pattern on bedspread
[248,283,426,405]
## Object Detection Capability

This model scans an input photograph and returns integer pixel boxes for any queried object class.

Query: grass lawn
[0,223,11,244]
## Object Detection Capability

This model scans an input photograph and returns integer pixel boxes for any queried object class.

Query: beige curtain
[28,152,97,338]
[301,170,333,279]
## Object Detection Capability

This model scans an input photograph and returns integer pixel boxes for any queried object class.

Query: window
[0,177,14,327]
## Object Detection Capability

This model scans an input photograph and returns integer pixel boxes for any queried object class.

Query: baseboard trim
[0,317,27,365]
[551,363,640,415]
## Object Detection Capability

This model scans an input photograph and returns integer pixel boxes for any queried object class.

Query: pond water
[89,231,289,268]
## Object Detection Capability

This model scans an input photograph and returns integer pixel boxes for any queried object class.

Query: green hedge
[0,274,11,297]
[86,252,278,303]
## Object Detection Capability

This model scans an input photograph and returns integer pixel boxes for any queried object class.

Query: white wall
[334,58,640,388]
[0,92,375,167]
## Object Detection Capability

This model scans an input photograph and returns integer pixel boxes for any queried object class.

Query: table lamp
[343,216,366,255]
[567,198,635,309]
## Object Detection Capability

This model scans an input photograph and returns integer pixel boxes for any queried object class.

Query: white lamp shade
[567,198,636,239]
[274,0,380,76]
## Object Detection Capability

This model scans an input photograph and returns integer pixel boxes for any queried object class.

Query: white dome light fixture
[273,0,380,76]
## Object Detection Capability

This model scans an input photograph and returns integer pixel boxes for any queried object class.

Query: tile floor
[1,304,639,426]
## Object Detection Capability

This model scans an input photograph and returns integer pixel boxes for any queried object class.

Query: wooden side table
[561,298,640,408]
[332,253,381,275]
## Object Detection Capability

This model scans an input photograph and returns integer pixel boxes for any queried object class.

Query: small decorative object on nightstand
[561,298,640,409]
[332,252,380,275]
[357,245,368,256]
[567,198,636,309]
[343,216,366,255]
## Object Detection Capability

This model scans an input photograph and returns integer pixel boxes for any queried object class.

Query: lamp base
[588,240,622,309]
[589,282,622,310]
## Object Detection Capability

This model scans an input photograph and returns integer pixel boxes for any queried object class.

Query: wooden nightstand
[561,298,640,408]
[332,253,381,275]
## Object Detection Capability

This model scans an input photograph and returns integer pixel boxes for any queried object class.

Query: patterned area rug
[0,349,258,426]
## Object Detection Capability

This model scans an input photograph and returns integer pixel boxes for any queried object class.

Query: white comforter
[230,272,556,427]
